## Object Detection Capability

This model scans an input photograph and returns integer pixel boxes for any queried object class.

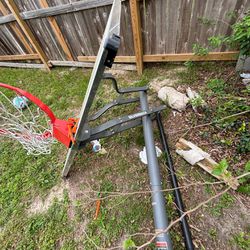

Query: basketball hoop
[0,83,73,155]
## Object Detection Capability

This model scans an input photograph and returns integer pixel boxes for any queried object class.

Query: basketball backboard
[62,0,122,177]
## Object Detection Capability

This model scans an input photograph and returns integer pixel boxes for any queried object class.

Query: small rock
[158,87,189,111]
[186,87,198,99]
[242,78,250,85]
[69,67,77,71]
[150,78,177,92]
[106,69,127,76]
[59,71,68,76]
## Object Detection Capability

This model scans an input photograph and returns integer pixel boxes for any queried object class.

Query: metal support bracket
[92,105,165,133]
[88,96,139,122]
[103,73,148,94]
[78,105,166,148]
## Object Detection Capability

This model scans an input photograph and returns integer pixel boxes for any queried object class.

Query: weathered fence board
[0,0,249,73]
[6,0,51,70]
[0,62,45,68]
[0,53,39,61]
[140,0,250,54]
[0,0,114,24]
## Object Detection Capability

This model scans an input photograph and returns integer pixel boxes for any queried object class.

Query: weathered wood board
[0,0,249,63]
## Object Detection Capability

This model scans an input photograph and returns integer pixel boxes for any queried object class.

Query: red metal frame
[0,82,72,148]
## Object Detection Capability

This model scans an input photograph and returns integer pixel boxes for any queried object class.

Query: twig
[78,173,249,203]
[80,173,249,249]
[169,110,250,135]
[136,186,231,249]
[134,173,249,249]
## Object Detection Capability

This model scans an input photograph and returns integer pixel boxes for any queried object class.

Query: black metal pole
[156,112,194,250]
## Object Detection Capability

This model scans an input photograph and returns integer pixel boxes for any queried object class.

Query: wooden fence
[0,0,249,74]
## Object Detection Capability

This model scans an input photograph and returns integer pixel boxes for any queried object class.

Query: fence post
[129,0,143,75]
[39,0,73,61]
[0,2,34,54]
[5,0,51,71]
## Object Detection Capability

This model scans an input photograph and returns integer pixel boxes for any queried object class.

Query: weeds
[176,66,198,85]
[212,159,229,176]
[208,36,224,48]
[189,95,205,109]
[123,238,136,250]
[208,228,218,239]
[238,161,250,195]
[192,43,209,56]
[207,78,225,94]
[237,131,250,153]
[209,193,235,216]
[184,60,195,69]
[215,99,249,129]
[198,17,216,26]
[232,231,250,250]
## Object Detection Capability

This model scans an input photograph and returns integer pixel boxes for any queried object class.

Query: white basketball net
[0,90,55,155]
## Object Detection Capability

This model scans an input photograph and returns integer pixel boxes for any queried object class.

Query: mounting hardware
[104,34,121,68]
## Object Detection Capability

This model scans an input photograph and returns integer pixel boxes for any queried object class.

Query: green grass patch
[0,67,90,248]
[232,231,250,250]
[209,193,235,217]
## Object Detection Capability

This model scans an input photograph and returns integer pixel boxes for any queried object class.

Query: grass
[232,231,250,250]
[0,67,89,249]
[208,228,218,239]
[0,66,170,249]
[209,193,235,217]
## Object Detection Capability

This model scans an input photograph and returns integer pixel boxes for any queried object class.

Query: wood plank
[78,52,238,63]
[0,62,45,68]
[143,52,239,62]
[119,1,134,56]
[0,24,24,54]
[176,0,193,53]
[0,2,33,54]
[72,5,95,56]
[50,60,136,71]
[129,0,143,75]
[5,0,50,71]
[176,138,239,190]
[50,8,82,59]
[0,0,114,25]
[39,0,73,61]
[19,1,64,61]
[78,55,136,63]
[0,53,40,61]
[111,64,136,71]
[49,60,94,68]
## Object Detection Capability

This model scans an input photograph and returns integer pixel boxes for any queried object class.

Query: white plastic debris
[91,140,101,153]
[176,138,239,190]
[242,79,250,85]
[176,139,210,165]
[158,87,189,111]
[12,96,29,109]
[139,146,162,164]
[176,149,206,165]
[240,73,250,79]
[186,87,198,100]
